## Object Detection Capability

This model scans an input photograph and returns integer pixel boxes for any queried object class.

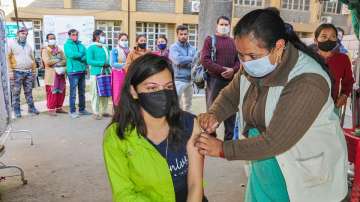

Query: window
[282,0,310,11]
[184,24,198,48]
[136,22,168,51]
[32,19,43,60]
[323,1,342,14]
[234,0,264,7]
[95,20,122,50]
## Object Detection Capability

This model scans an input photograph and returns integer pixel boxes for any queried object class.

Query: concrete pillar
[175,0,184,14]
[129,16,137,48]
[309,0,320,24]
[121,0,128,11]
[129,0,137,12]
[270,0,281,8]
[122,0,129,36]
[64,0,72,9]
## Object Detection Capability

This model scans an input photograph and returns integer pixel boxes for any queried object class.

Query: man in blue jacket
[169,25,196,112]
[64,29,91,118]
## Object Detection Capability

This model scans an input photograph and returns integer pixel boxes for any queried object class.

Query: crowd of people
[5,7,356,202]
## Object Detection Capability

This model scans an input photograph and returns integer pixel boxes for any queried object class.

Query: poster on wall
[43,15,95,49]
[5,22,35,50]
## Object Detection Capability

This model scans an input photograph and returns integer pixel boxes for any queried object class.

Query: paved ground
[0,96,247,202]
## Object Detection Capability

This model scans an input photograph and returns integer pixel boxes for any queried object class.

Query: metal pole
[12,0,19,29]
[127,0,130,41]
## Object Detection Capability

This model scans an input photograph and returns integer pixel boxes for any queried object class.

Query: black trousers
[205,75,236,141]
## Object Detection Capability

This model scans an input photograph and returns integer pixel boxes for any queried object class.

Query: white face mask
[99,36,106,44]
[217,25,230,35]
[48,39,56,46]
[119,40,129,48]
[240,54,277,78]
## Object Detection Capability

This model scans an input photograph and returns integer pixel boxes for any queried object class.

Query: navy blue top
[147,112,195,202]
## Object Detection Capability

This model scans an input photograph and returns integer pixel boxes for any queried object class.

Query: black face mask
[318,40,337,52]
[138,90,174,118]
[138,43,147,49]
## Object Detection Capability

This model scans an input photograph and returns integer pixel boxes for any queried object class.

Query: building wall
[72,0,122,10]
[136,0,176,13]
[4,0,353,48]
[323,14,351,33]
[27,0,64,8]
[233,6,262,18]
[280,9,311,24]
[167,24,176,45]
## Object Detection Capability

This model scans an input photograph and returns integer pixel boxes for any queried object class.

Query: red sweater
[325,52,354,100]
[200,35,240,80]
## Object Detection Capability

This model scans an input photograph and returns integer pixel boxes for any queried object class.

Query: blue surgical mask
[158,43,167,50]
[241,54,277,78]
[119,40,129,48]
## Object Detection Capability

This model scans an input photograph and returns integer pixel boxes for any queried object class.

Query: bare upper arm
[186,118,204,174]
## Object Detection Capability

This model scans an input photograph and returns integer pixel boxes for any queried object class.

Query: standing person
[153,35,169,58]
[195,9,348,202]
[110,33,130,106]
[7,27,39,118]
[169,25,196,112]
[86,30,111,120]
[110,33,130,69]
[42,33,67,116]
[334,27,349,54]
[200,16,240,141]
[125,35,150,70]
[103,54,206,202]
[64,29,91,118]
[314,24,354,112]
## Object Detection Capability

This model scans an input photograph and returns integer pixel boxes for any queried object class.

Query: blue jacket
[169,41,196,82]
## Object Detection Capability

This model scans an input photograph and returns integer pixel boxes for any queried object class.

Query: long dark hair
[233,9,331,81]
[110,54,185,148]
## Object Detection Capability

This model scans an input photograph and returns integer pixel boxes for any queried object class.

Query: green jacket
[63,39,87,73]
[103,124,176,202]
[86,44,110,76]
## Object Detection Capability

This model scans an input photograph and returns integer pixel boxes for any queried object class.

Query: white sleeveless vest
[238,51,348,202]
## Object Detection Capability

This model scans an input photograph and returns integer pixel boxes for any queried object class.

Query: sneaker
[15,112,22,119]
[69,112,80,119]
[79,110,92,116]
[28,108,40,115]
[93,114,103,120]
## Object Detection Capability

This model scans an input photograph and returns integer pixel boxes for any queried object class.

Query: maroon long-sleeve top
[200,35,240,79]
[325,52,354,100]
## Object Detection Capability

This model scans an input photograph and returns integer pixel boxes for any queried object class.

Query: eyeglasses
[70,33,78,36]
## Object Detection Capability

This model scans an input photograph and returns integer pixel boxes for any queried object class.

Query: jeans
[68,73,86,113]
[175,80,193,112]
[206,75,236,141]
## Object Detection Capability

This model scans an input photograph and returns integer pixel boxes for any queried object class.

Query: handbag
[96,67,112,97]
[191,35,216,89]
